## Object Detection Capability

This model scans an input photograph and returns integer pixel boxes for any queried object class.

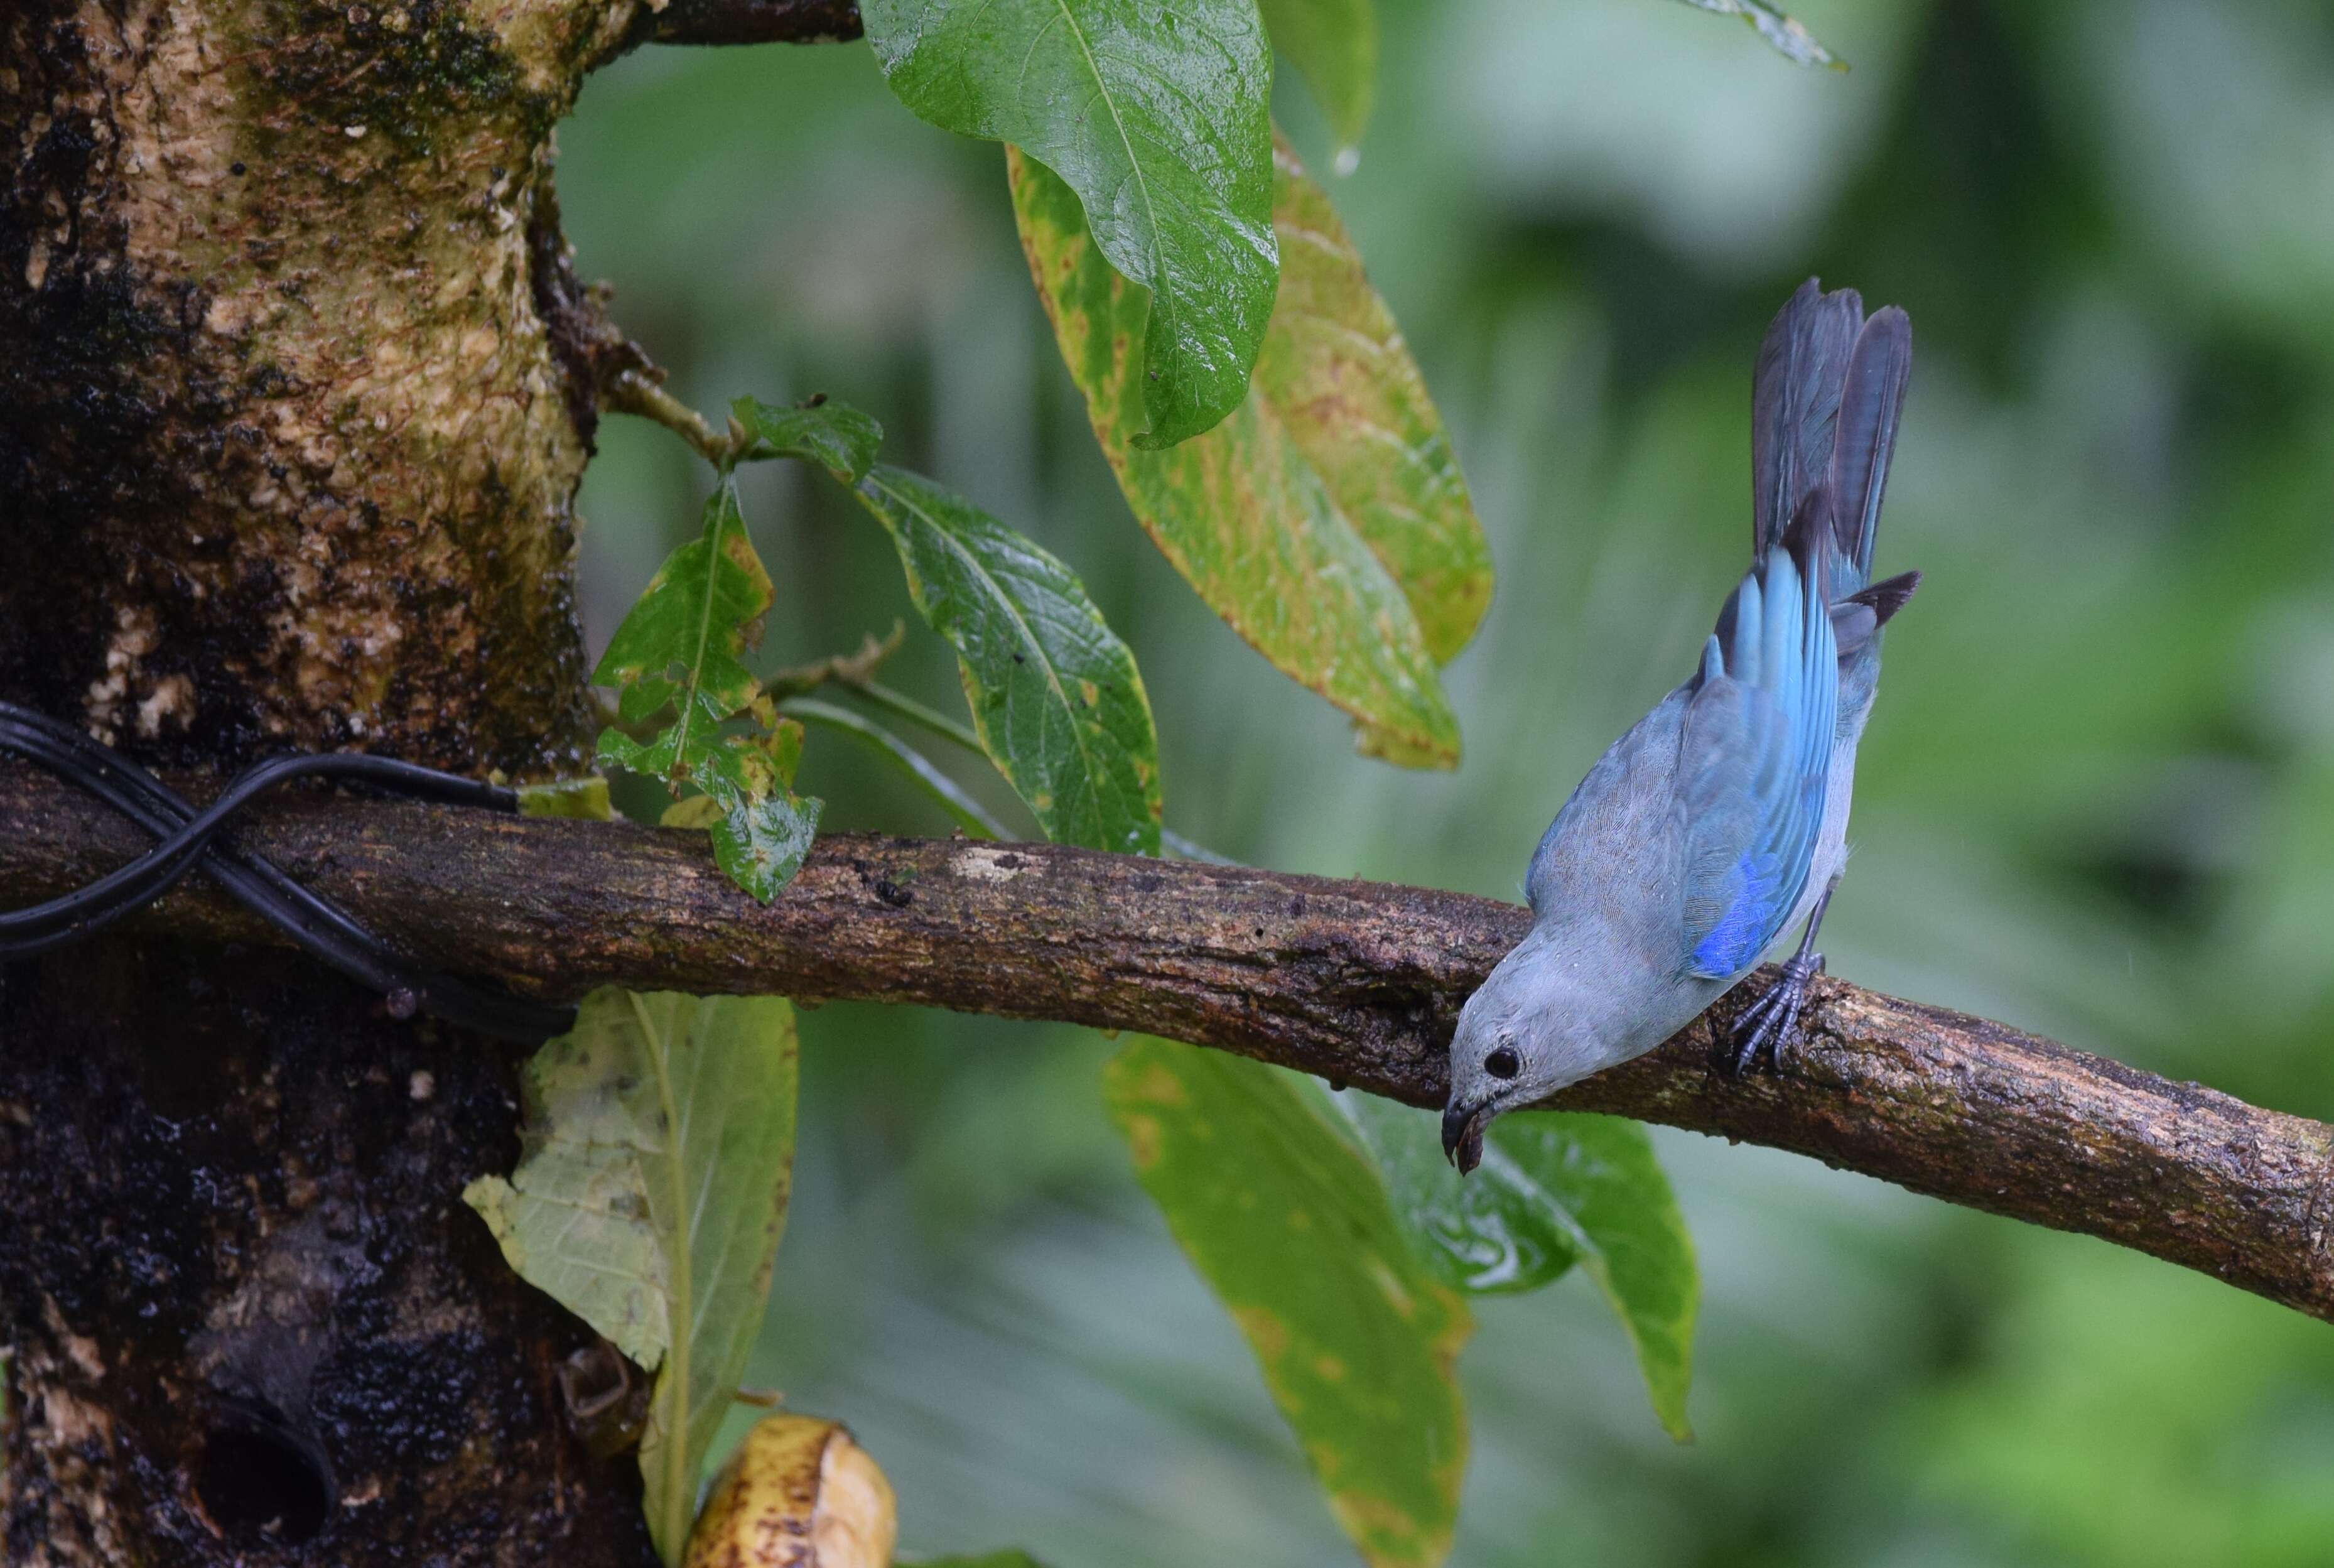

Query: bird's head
[1442,930,1606,1173]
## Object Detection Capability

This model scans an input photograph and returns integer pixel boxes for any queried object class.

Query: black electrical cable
[0,701,576,1042]
[0,708,575,1041]
[0,713,447,983]
[1,742,515,942]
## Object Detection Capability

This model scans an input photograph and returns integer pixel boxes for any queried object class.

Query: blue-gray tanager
[1443,281,1918,1173]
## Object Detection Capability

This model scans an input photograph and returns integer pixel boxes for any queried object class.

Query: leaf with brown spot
[593,479,823,900]
[1012,138,1490,767]
[851,464,1163,856]
[1105,1039,1469,1566]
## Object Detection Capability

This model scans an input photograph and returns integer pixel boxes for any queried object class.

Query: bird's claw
[1718,950,1824,1077]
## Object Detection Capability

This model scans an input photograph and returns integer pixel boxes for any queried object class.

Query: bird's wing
[1675,510,1838,979]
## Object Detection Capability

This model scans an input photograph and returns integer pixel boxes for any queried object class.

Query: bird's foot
[1718,949,1825,1078]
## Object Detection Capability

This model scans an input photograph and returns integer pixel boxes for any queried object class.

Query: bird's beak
[1441,1098,1489,1176]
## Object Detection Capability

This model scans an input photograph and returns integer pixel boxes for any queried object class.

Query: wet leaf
[1106,1041,1469,1567]
[593,480,770,747]
[1012,141,1488,767]
[860,0,1275,447]
[1674,0,1840,69]
[1260,0,1379,161]
[732,394,884,484]
[1337,1097,1699,1442]
[463,988,799,1565]
[851,465,1162,855]
[602,707,823,901]
[1336,1091,1579,1294]
[592,480,823,900]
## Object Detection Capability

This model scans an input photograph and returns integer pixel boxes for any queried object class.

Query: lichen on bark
[0,0,637,773]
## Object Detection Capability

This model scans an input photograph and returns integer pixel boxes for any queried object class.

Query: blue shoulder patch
[1691,852,1775,975]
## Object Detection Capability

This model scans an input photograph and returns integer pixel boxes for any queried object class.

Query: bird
[1442,280,1919,1175]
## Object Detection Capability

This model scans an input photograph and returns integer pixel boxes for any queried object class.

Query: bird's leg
[1719,883,1835,1077]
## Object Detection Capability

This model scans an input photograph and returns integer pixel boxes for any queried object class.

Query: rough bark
[0,0,658,1559]
[7,770,2331,1326]
[0,0,616,772]
[0,939,654,1562]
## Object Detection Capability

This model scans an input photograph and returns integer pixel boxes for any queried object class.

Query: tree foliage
[475,0,1840,1558]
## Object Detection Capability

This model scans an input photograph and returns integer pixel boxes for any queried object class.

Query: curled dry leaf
[686,1414,899,1568]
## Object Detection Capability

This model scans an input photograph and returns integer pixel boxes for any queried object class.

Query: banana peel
[686,1414,899,1568]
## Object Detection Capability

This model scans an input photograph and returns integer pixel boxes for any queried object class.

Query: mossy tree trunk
[0,1,662,1558]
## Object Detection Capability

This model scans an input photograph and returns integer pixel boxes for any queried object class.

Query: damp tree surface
[1,1,2319,1565]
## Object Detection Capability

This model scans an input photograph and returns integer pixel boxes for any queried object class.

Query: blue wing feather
[1676,515,1836,979]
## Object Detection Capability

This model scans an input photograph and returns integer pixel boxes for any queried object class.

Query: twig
[614,0,862,53]
[602,369,745,469]
[762,625,907,701]
[6,760,2329,1322]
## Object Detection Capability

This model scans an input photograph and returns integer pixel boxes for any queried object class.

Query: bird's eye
[1485,1045,1521,1081]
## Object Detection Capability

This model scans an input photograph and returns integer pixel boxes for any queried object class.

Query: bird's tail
[1751,280,1913,596]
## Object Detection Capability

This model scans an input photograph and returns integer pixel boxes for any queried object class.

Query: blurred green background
[556,2,2334,1562]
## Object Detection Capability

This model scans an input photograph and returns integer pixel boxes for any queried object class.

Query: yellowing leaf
[593,479,823,901]
[1105,1041,1469,1567]
[1013,141,1489,767]
[463,988,799,1565]
[516,774,613,820]
[688,1415,897,1568]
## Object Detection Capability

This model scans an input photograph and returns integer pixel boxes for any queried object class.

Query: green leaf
[1259,0,1379,162]
[1336,1091,1579,1295]
[907,1556,1052,1568]
[695,713,821,899]
[1106,1041,1469,1568]
[602,708,823,902]
[860,0,1275,447]
[851,464,1162,855]
[1012,141,1489,767]
[1339,1098,1699,1442]
[462,988,799,1565]
[732,394,884,484]
[1674,0,1840,69]
[592,479,823,900]
[592,480,769,747]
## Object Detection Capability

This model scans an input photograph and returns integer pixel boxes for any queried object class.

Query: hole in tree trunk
[191,1405,335,1547]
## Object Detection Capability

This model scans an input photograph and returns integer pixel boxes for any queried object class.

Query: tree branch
[620,0,862,49]
[6,759,2330,1322]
